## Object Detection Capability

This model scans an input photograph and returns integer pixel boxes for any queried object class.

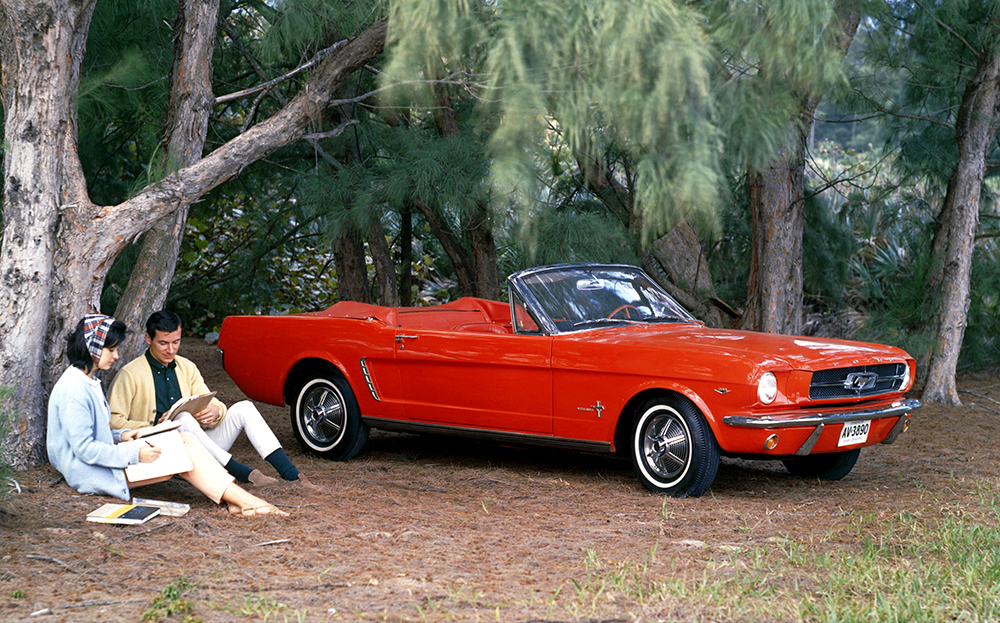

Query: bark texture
[368,229,400,307]
[922,41,1000,405]
[0,0,97,466]
[0,3,388,465]
[741,147,806,335]
[333,234,370,303]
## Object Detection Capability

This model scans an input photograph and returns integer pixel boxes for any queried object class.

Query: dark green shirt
[146,350,182,423]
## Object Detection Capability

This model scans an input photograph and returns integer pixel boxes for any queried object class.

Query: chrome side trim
[880,411,911,445]
[361,417,612,453]
[794,423,824,456]
[359,357,380,402]
[722,398,922,429]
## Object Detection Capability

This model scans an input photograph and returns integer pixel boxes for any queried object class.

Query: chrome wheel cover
[300,381,346,447]
[638,406,692,485]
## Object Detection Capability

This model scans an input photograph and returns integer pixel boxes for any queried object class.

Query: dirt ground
[1,339,998,622]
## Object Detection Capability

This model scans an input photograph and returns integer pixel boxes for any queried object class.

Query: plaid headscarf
[83,314,116,362]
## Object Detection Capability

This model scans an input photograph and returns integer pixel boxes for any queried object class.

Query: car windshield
[509,265,696,334]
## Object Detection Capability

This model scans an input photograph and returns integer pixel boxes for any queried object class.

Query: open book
[160,391,217,422]
[124,429,194,482]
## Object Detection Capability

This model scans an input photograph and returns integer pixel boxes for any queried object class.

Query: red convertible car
[217,263,920,497]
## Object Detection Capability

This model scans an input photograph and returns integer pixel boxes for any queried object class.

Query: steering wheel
[607,304,640,320]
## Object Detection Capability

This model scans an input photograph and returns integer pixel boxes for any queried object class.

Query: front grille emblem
[844,372,878,391]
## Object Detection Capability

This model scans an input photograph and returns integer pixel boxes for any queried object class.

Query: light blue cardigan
[47,366,141,500]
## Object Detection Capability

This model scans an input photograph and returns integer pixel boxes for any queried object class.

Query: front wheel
[782,449,860,481]
[631,395,719,497]
[291,375,369,460]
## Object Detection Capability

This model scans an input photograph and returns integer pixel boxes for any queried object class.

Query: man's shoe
[248,469,279,487]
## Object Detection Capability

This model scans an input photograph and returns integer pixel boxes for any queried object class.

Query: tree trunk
[400,207,413,306]
[922,47,1000,405]
[429,80,500,299]
[740,147,806,335]
[0,0,96,466]
[468,204,502,300]
[112,0,220,366]
[333,234,370,303]
[739,3,859,336]
[650,224,728,327]
[411,197,477,295]
[0,8,388,466]
[368,227,400,306]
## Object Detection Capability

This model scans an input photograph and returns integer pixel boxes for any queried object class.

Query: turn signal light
[764,434,779,450]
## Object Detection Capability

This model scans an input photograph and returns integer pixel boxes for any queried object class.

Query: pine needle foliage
[862,1,1000,189]
[253,0,386,64]
[299,112,494,241]
[963,238,1000,370]
[385,0,723,243]
[503,209,640,274]
[78,0,177,206]
[802,189,853,307]
[847,2,1000,369]
[708,0,855,170]
[385,0,866,249]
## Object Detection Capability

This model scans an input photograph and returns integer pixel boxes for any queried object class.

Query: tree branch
[915,0,982,60]
[215,38,349,105]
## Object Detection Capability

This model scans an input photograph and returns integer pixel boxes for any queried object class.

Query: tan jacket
[108,353,227,430]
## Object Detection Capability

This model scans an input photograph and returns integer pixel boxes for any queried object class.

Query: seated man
[109,310,310,488]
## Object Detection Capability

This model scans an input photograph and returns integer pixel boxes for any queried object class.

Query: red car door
[394,328,554,434]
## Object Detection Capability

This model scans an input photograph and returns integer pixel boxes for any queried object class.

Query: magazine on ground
[87,503,160,525]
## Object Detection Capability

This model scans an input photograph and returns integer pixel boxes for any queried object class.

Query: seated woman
[47,314,286,517]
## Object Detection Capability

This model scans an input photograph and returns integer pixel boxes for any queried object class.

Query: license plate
[838,419,870,446]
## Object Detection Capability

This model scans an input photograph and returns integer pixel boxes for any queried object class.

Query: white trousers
[174,400,282,467]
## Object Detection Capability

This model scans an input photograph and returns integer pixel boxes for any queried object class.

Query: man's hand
[192,404,222,426]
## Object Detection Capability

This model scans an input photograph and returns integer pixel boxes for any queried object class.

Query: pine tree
[863,1,1000,404]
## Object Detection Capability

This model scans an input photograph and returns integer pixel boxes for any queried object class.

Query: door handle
[395,334,419,342]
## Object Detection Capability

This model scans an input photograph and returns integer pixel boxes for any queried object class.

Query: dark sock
[224,458,253,483]
[265,449,300,481]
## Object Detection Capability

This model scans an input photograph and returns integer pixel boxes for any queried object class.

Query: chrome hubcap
[303,385,344,444]
[642,412,690,480]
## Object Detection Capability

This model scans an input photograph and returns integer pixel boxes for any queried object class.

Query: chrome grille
[809,363,907,399]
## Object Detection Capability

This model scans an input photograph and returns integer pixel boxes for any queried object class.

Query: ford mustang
[217,263,921,497]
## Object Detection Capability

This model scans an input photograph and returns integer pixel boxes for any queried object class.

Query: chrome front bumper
[722,398,921,456]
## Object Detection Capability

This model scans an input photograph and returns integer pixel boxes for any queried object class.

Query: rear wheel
[291,375,368,460]
[631,395,719,497]
[782,448,860,480]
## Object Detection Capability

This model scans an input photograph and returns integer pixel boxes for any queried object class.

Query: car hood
[568,323,911,370]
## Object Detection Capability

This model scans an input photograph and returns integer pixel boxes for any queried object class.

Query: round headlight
[758,371,777,404]
[901,362,911,391]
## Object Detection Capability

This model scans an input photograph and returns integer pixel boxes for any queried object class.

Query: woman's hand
[138,442,161,463]
[120,429,138,442]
